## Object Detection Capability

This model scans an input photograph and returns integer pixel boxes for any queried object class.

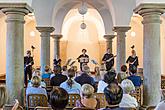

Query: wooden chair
[72,107,95,110]
[146,106,156,110]
[66,94,81,109]
[161,79,165,89]
[34,106,52,110]
[27,94,48,110]
[43,78,53,91]
[93,93,108,108]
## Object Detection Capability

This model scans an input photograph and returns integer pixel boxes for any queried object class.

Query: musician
[126,49,139,71]
[24,50,34,87]
[102,48,114,71]
[77,49,89,71]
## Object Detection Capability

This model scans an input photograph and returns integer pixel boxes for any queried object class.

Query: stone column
[113,26,131,72]
[104,35,115,53]
[36,27,55,74]
[51,34,62,59]
[0,3,33,104]
[134,3,165,106]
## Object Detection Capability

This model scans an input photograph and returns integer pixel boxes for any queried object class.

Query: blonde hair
[81,84,94,98]
[31,76,41,87]
[121,79,135,94]
[0,86,7,108]
[82,65,90,73]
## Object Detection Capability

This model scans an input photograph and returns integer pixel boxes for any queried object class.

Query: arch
[52,0,113,34]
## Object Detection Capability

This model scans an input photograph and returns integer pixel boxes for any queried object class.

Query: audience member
[76,84,100,109]
[100,83,123,110]
[50,65,67,86]
[75,65,95,86]
[0,86,7,110]
[50,87,69,110]
[42,65,52,79]
[62,66,68,76]
[155,89,165,110]
[60,68,81,94]
[99,63,107,80]
[97,71,116,93]
[93,66,101,82]
[127,66,142,87]
[28,70,46,88]
[117,65,128,83]
[0,86,19,110]
[26,76,47,101]
[119,79,138,108]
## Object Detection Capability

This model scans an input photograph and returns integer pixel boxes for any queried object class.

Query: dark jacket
[50,73,67,86]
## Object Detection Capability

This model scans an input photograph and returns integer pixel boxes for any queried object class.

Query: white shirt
[97,80,108,93]
[155,101,165,110]
[119,94,138,108]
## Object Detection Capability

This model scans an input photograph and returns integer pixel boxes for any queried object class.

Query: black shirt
[50,73,67,86]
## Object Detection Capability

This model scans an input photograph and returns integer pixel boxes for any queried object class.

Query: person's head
[31,76,41,87]
[50,87,69,110]
[81,84,94,98]
[94,66,100,76]
[62,66,67,72]
[129,65,137,74]
[103,71,116,84]
[53,65,62,74]
[82,65,90,73]
[121,65,127,72]
[67,68,75,88]
[120,79,135,94]
[107,48,110,53]
[82,49,87,54]
[32,70,41,77]
[44,65,50,73]
[0,86,7,109]
[26,50,31,57]
[131,50,136,56]
[104,83,123,105]
[161,89,165,101]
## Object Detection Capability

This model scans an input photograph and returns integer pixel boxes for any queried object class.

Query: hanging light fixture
[78,0,88,30]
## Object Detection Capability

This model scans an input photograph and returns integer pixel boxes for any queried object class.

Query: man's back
[50,74,67,86]
[75,73,95,86]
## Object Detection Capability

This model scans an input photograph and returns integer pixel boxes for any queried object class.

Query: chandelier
[78,0,88,30]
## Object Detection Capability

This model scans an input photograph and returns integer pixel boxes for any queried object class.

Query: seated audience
[93,66,102,82]
[60,68,81,94]
[119,79,138,108]
[62,66,68,76]
[99,63,107,80]
[28,70,46,88]
[97,71,116,93]
[42,65,52,79]
[50,87,69,110]
[127,66,142,87]
[117,65,128,83]
[0,86,19,110]
[26,76,47,100]
[76,84,100,109]
[75,65,95,86]
[155,89,165,110]
[100,83,123,110]
[50,65,67,86]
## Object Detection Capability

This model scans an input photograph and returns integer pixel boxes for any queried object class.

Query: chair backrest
[43,78,51,87]
[72,107,95,110]
[66,94,81,109]
[4,104,23,110]
[93,93,108,108]
[146,106,156,110]
[34,106,52,110]
[27,94,48,109]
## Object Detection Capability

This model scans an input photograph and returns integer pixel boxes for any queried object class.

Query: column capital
[36,27,55,33]
[134,3,165,17]
[51,34,63,40]
[113,26,131,33]
[104,35,115,41]
[0,3,33,15]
